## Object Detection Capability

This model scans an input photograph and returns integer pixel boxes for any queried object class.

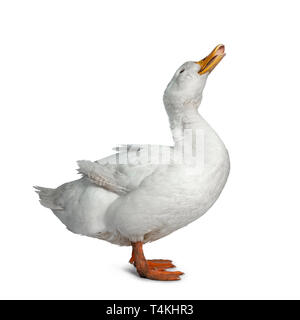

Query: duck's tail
[34,186,63,210]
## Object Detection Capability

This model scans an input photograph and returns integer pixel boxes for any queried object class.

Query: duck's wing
[77,160,130,195]
[99,144,174,166]
[79,144,173,195]
[111,144,143,152]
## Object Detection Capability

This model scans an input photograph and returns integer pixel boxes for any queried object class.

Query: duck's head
[163,44,225,125]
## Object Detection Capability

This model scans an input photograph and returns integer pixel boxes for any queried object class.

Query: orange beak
[196,44,225,75]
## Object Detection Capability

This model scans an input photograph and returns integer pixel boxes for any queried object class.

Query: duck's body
[38,116,229,246]
[36,44,230,280]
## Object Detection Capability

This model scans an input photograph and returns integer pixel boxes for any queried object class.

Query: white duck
[35,44,230,281]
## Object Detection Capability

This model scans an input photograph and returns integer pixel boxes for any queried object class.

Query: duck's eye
[179,69,185,74]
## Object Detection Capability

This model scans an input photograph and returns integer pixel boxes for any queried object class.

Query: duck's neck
[169,103,207,147]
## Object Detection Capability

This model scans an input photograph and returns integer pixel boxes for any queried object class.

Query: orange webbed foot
[129,242,184,281]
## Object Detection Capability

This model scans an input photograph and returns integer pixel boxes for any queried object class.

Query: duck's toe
[147,259,176,270]
[141,268,184,281]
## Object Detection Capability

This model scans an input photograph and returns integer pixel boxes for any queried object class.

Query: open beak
[196,44,225,75]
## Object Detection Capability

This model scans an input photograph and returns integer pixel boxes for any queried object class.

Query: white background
[1,0,300,300]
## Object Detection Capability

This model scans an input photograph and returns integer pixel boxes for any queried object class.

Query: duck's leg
[129,246,135,264]
[129,245,175,269]
[129,241,183,281]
